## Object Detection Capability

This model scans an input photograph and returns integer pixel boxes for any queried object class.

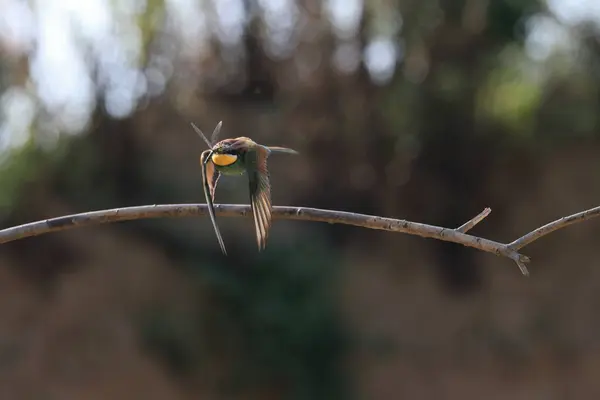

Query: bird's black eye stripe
[219,147,235,155]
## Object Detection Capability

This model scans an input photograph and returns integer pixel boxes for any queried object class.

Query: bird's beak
[204,150,214,166]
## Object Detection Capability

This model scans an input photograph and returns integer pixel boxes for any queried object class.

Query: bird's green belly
[215,161,246,176]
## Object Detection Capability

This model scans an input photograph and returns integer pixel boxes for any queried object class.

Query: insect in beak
[191,121,223,149]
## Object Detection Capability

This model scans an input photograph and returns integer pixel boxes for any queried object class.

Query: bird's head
[210,141,240,166]
[209,137,255,166]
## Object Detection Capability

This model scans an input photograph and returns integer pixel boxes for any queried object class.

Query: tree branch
[508,204,600,250]
[456,207,491,233]
[1,203,600,276]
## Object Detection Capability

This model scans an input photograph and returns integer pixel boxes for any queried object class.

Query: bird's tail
[266,146,299,155]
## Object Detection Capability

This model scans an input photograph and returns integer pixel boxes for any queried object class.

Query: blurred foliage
[139,238,347,399]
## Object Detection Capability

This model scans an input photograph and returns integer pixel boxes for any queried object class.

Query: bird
[191,121,298,255]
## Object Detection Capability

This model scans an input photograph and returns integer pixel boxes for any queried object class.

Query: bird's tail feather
[266,146,299,155]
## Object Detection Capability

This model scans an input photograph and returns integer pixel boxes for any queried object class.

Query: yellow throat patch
[211,153,238,166]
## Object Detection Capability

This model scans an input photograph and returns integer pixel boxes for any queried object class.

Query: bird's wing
[245,145,272,250]
[201,150,227,254]
[266,146,298,155]
[205,156,221,202]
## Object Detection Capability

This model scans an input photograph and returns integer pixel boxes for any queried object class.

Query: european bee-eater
[192,121,298,255]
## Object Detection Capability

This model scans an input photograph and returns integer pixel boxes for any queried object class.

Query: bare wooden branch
[456,207,491,233]
[1,203,599,275]
[508,204,600,250]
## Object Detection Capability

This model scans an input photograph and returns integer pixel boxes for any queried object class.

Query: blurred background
[1,0,600,398]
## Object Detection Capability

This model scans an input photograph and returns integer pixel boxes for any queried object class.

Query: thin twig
[2,203,599,275]
[456,207,491,233]
[508,205,600,250]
